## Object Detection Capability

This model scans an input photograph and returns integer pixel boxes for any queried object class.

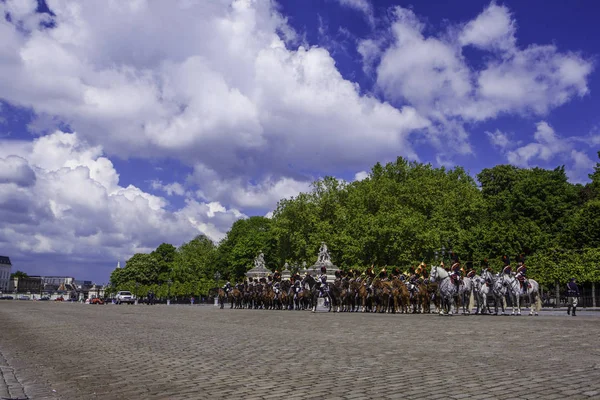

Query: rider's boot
[572,306,577,316]
[567,305,571,315]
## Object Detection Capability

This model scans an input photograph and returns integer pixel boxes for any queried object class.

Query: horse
[472,275,492,315]
[406,280,420,314]
[481,270,507,315]
[502,274,542,316]
[390,277,409,313]
[214,288,227,309]
[456,276,474,315]
[357,277,374,312]
[301,275,329,312]
[429,265,457,315]
[230,285,243,309]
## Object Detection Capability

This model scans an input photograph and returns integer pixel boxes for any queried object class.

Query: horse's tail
[468,290,475,311]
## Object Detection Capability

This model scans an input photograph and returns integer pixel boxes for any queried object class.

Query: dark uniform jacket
[567,281,580,297]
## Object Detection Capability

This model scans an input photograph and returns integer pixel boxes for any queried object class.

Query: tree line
[108,153,600,297]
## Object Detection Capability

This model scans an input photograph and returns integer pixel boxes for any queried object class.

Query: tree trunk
[555,281,560,308]
[593,282,596,308]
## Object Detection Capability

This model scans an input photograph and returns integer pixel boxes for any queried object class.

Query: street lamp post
[135,281,139,305]
[167,280,172,305]
[214,272,221,306]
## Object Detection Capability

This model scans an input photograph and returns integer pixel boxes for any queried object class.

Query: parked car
[0,295,14,300]
[18,295,30,300]
[39,296,51,301]
[90,297,104,305]
[55,296,64,301]
[115,291,135,305]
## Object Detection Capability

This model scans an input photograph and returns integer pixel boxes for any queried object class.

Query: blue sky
[0,0,598,283]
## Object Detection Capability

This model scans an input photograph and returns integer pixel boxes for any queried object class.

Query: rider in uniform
[335,270,342,281]
[273,270,281,282]
[502,255,512,275]
[450,252,462,288]
[366,265,376,280]
[515,254,528,294]
[318,266,328,297]
[379,267,388,280]
[222,281,232,295]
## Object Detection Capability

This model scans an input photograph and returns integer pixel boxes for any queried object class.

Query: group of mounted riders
[216,251,539,315]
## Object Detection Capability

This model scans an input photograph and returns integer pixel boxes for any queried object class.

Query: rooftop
[0,256,11,266]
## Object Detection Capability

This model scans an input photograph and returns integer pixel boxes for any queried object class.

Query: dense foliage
[108,154,600,296]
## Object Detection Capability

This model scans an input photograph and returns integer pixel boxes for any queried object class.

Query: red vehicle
[55,296,64,301]
[90,297,104,305]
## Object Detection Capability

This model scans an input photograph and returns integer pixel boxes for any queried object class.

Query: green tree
[10,271,29,279]
[216,216,277,279]
[173,235,217,282]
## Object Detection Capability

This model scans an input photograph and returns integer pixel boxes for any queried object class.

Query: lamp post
[167,280,172,305]
[135,281,139,305]
[214,272,221,306]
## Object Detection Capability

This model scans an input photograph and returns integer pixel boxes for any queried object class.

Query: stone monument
[281,262,291,280]
[245,251,271,279]
[307,242,339,281]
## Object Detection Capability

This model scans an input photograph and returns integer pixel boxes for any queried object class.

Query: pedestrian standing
[566,278,580,316]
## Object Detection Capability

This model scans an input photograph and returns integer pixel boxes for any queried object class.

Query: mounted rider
[515,254,528,294]
[379,267,388,281]
[502,255,512,275]
[318,266,329,296]
[450,252,462,287]
[417,262,426,283]
[273,270,281,282]
[408,265,419,284]
[222,281,232,295]
[366,265,376,280]
[335,270,342,281]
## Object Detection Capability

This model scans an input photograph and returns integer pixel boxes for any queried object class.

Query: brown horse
[217,288,227,309]
[390,278,409,313]
[357,278,372,312]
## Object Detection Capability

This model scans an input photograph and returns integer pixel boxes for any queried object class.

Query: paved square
[1,302,599,400]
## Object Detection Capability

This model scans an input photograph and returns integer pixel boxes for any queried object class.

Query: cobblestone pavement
[1,302,599,400]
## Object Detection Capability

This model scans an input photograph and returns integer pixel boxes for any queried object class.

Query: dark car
[0,295,14,300]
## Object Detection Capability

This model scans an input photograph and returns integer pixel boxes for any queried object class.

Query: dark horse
[302,275,334,312]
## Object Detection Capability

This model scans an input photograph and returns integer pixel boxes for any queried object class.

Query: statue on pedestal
[318,242,331,264]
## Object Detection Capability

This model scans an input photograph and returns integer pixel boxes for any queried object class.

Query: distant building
[41,276,75,292]
[10,276,42,294]
[0,256,11,293]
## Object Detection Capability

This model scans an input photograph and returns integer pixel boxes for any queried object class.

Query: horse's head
[429,265,448,282]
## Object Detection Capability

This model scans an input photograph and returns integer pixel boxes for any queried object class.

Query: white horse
[472,274,492,314]
[429,265,457,315]
[502,274,542,316]
[456,276,474,315]
[481,270,507,315]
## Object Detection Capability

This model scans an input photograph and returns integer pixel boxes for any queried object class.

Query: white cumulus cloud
[0,132,245,268]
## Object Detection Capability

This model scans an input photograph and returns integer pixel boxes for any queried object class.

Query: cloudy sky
[0,0,598,283]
